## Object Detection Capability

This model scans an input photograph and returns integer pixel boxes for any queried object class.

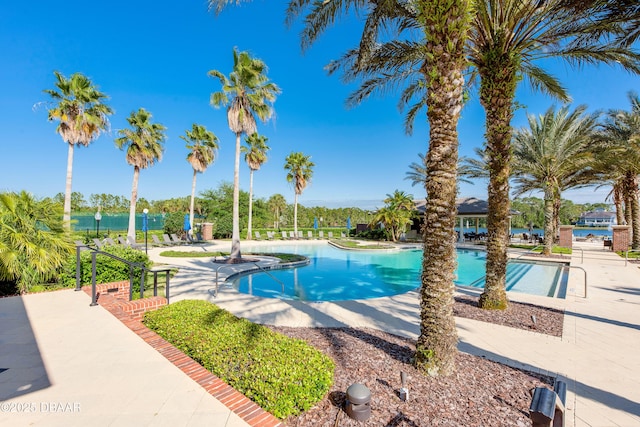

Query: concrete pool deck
[1,239,638,426]
[158,239,640,426]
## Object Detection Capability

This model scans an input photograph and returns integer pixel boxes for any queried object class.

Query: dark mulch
[270,296,564,426]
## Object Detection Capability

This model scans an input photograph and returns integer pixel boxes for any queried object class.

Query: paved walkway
[1,239,639,426]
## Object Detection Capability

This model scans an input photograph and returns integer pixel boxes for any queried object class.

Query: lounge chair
[152,234,170,246]
[289,231,296,240]
[318,231,324,239]
[104,237,117,246]
[281,231,288,240]
[126,236,144,250]
[162,234,174,245]
[255,231,262,240]
[117,236,128,246]
[75,240,90,251]
[341,232,347,238]
[307,231,314,239]
[327,232,334,239]
[196,232,205,242]
[266,231,274,240]
[92,238,105,249]
[170,233,187,245]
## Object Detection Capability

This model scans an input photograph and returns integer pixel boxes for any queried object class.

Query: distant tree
[43,71,112,229]
[284,152,314,237]
[0,191,74,293]
[267,194,288,229]
[200,183,250,238]
[181,123,219,235]
[370,190,415,242]
[209,48,280,259]
[115,108,167,240]
[242,132,269,239]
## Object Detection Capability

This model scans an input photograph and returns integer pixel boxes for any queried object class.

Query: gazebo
[413,197,519,242]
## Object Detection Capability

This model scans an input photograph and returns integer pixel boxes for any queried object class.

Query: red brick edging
[83,282,284,427]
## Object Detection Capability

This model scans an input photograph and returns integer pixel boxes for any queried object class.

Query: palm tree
[209,48,280,259]
[511,105,599,255]
[241,132,269,240]
[43,71,113,230]
[181,124,219,235]
[370,190,415,242]
[464,0,640,310]
[267,194,287,229]
[284,152,314,237]
[115,108,167,240]
[0,191,74,293]
[597,92,640,249]
[406,152,477,190]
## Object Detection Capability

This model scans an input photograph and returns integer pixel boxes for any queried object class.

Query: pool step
[467,262,533,290]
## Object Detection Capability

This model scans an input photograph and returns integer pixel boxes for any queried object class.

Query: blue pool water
[232,243,568,302]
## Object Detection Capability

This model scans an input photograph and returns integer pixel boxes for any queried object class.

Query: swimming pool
[232,243,568,302]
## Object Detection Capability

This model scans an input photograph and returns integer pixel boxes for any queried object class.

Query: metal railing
[625,249,640,266]
[212,260,287,298]
[74,243,170,306]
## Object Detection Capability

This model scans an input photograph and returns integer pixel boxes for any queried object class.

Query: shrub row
[143,300,334,419]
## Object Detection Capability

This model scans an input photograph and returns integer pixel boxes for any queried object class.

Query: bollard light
[142,208,149,255]
[400,371,409,402]
[345,383,371,421]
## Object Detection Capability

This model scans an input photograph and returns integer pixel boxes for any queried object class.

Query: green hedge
[58,245,150,290]
[143,300,334,419]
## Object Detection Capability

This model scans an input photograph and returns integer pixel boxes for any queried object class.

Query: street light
[142,208,149,255]
[94,210,102,238]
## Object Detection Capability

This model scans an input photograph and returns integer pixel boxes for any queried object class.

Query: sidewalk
[0,289,252,427]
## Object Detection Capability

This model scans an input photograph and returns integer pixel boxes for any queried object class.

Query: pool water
[232,244,567,302]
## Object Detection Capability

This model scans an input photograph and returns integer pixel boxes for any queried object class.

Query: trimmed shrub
[58,245,150,290]
[143,300,334,419]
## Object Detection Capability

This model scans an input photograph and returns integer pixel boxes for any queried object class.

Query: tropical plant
[596,92,640,249]
[511,105,599,255]
[369,190,415,242]
[181,123,219,235]
[241,132,269,239]
[115,108,167,240]
[0,191,74,293]
[209,48,280,259]
[267,194,288,229]
[284,152,314,237]
[467,1,640,310]
[406,152,476,192]
[43,71,113,229]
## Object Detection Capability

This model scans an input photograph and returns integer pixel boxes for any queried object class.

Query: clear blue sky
[2,1,638,210]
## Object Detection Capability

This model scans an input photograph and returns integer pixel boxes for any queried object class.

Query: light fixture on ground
[345,383,371,421]
[142,208,149,254]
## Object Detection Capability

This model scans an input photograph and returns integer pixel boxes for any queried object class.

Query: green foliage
[0,191,75,293]
[163,211,187,235]
[58,245,150,290]
[144,300,334,419]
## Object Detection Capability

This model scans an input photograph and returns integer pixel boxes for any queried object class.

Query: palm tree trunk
[543,185,554,256]
[614,182,625,225]
[247,169,254,240]
[414,0,471,377]
[478,53,518,311]
[189,169,197,236]
[231,132,242,259]
[63,142,75,230]
[293,193,299,237]
[630,176,640,250]
[127,166,140,240]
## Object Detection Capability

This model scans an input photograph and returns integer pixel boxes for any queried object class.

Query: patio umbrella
[346,216,351,230]
[184,214,191,234]
[313,217,318,229]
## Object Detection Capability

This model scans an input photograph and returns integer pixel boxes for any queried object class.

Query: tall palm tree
[467,1,640,310]
[181,124,219,235]
[43,71,113,230]
[511,105,599,255]
[267,194,287,229]
[0,191,74,293]
[209,48,280,259]
[115,108,167,240]
[371,190,415,241]
[241,132,269,240]
[597,92,640,249]
[284,152,314,238]
[406,152,477,190]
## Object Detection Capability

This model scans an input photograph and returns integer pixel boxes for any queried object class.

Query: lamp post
[142,208,149,255]
[94,211,102,238]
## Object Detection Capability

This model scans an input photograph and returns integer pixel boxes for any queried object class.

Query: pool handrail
[212,260,288,298]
